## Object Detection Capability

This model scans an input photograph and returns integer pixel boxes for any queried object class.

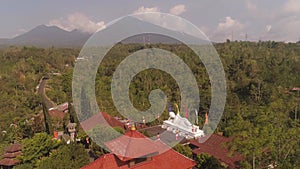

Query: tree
[225,110,271,169]
[195,153,222,169]
[173,144,192,158]
[68,101,80,131]
[61,68,73,99]
[17,119,34,139]
[37,143,90,169]
[18,133,60,165]
[113,126,125,134]
[42,102,52,135]
[225,104,300,168]
[79,86,93,121]
[13,163,34,169]
[90,141,107,157]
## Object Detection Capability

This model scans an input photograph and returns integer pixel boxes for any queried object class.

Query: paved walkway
[138,125,187,145]
[37,77,56,109]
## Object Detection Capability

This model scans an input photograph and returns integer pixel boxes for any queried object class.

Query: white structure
[162,111,204,139]
[67,122,77,142]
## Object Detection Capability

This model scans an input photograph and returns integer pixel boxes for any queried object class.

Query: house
[48,102,69,112]
[189,134,244,168]
[0,143,22,169]
[81,126,196,169]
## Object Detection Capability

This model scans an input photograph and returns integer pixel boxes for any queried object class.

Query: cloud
[131,12,207,41]
[260,1,300,42]
[268,17,300,42]
[246,1,257,11]
[248,0,300,42]
[48,13,105,33]
[12,28,27,38]
[208,16,245,41]
[169,4,186,15]
[133,6,159,14]
[217,16,244,31]
[283,0,300,13]
[18,28,27,32]
[266,25,272,33]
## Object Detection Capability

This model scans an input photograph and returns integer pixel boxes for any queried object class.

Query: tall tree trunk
[252,153,256,169]
[42,102,52,135]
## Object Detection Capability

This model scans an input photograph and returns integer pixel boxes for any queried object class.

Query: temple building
[189,134,244,168]
[81,126,196,169]
[162,111,204,139]
[0,143,22,169]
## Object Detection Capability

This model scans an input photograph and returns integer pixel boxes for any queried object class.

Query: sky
[1,0,300,42]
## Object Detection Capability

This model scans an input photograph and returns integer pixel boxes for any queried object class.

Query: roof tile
[190,134,244,168]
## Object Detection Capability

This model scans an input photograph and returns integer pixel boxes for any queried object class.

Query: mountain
[86,16,209,47]
[0,25,91,48]
[0,18,209,48]
[121,33,182,44]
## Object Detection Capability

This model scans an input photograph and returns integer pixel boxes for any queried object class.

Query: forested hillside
[0,47,78,129]
[0,41,299,168]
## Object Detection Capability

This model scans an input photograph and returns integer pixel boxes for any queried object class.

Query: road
[37,77,56,109]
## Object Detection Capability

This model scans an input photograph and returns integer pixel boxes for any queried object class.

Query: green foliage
[0,47,78,135]
[19,133,60,165]
[225,105,300,168]
[195,153,222,169]
[87,125,120,144]
[37,143,90,169]
[90,142,107,157]
[113,126,125,134]
[78,86,93,121]
[13,163,34,169]
[0,142,8,158]
[94,43,210,117]
[42,102,52,135]
[68,101,80,131]
[0,42,299,168]
[173,144,193,158]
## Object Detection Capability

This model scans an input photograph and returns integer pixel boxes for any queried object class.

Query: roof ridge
[123,130,134,159]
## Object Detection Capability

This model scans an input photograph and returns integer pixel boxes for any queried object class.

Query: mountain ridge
[0,25,92,48]
[0,19,209,48]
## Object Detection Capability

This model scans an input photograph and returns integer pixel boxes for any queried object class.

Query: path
[37,77,56,109]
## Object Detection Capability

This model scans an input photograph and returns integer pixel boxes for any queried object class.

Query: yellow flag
[174,103,180,115]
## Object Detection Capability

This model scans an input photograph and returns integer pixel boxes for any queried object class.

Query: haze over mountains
[0,25,91,48]
[0,17,208,48]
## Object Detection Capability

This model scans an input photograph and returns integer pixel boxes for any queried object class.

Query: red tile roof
[190,134,244,168]
[105,130,169,161]
[39,109,66,120]
[0,158,20,166]
[5,143,22,153]
[49,109,66,119]
[81,154,125,169]
[80,112,125,131]
[151,149,196,169]
[2,151,21,158]
[82,129,196,169]
[0,143,22,167]
[82,149,196,169]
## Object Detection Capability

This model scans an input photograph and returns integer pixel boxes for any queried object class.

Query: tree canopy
[0,41,299,168]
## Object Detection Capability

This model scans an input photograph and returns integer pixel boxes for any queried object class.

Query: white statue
[162,108,204,139]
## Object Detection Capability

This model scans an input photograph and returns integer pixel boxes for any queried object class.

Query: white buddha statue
[162,108,204,139]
